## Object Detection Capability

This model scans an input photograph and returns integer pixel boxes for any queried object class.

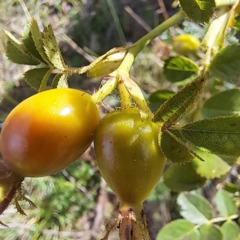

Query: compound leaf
[199,224,223,240]
[179,0,216,23]
[42,24,66,71]
[163,162,206,192]
[30,18,52,66]
[153,74,206,129]
[174,115,240,157]
[221,221,240,240]
[156,219,200,240]
[160,131,203,163]
[192,150,231,179]
[56,74,69,88]
[208,44,240,83]
[201,88,240,118]
[215,189,238,217]
[177,192,213,225]
[21,20,45,63]
[163,56,198,83]
[6,42,40,65]
[24,68,51,91]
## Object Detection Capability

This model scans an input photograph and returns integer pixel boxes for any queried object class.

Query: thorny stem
[91,76,118,104]
[117,10,185,75]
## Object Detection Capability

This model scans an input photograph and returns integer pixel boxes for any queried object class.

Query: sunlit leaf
[39,68,52,92]
[177,193,213,225]
[51,74,62,88]
[160,131,203,164]
[163,56,198,83]
[163,163,206,192]
[199,224,223,240]
[21,20,45,63]
[153,74,206,129]
[24,68,51,91]
[179,0,216,23]
[156,219,200,240]
[42,24,66,71]
[57,74,69,88]
[201,88,240,118]
[4,30,29,55]
[30,18,52,66]
[208,44,240,83]
[221,221,240,240]
[6,42,40,65]
[202,11,231,53]
[215,189,238,217]
[192,150,231,179]
[174,115,240,157]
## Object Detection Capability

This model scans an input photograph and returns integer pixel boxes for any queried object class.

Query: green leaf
[42,25,66,71]
[177,192,213,225]
[199,224,223,240]
[21,20,45,63]
[215,189,238,217]
[51,74,62,88]
[6,42,40,65]
[156,219,200,240]
[4,30,29,55]
[163,162,206,192]
[192,150,231,179]
[221,221,240,240]
[56,74,69,88]
[30,18,53,66]
[174,115,240,157]
[201,89,240,118]
[160,131,203,163]
[163,56,199,83]
[24,68,51,91]
[179,0,216,23]
[153,74,206,129]
[148,90,174,112]
[208,44,240,83]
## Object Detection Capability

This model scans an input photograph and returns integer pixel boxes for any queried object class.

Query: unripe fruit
[173,34,200,55]
[94,108,166,205]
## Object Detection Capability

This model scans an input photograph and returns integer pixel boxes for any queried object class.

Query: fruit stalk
[118,204,150,240]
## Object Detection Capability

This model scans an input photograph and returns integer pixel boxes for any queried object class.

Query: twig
[90,179,107,239]
[60,34,95,63]
[124,6,152,32]
[157,0,169,20]
[18,0,31,21]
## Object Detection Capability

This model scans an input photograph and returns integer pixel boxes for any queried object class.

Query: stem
[91,76,118,104]
[208,214,239,224]
[117,10,185,74]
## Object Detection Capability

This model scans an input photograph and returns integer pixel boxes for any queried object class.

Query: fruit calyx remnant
[102,204,150,240]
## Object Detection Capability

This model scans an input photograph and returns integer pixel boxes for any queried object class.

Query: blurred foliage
[0,0,240,240]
